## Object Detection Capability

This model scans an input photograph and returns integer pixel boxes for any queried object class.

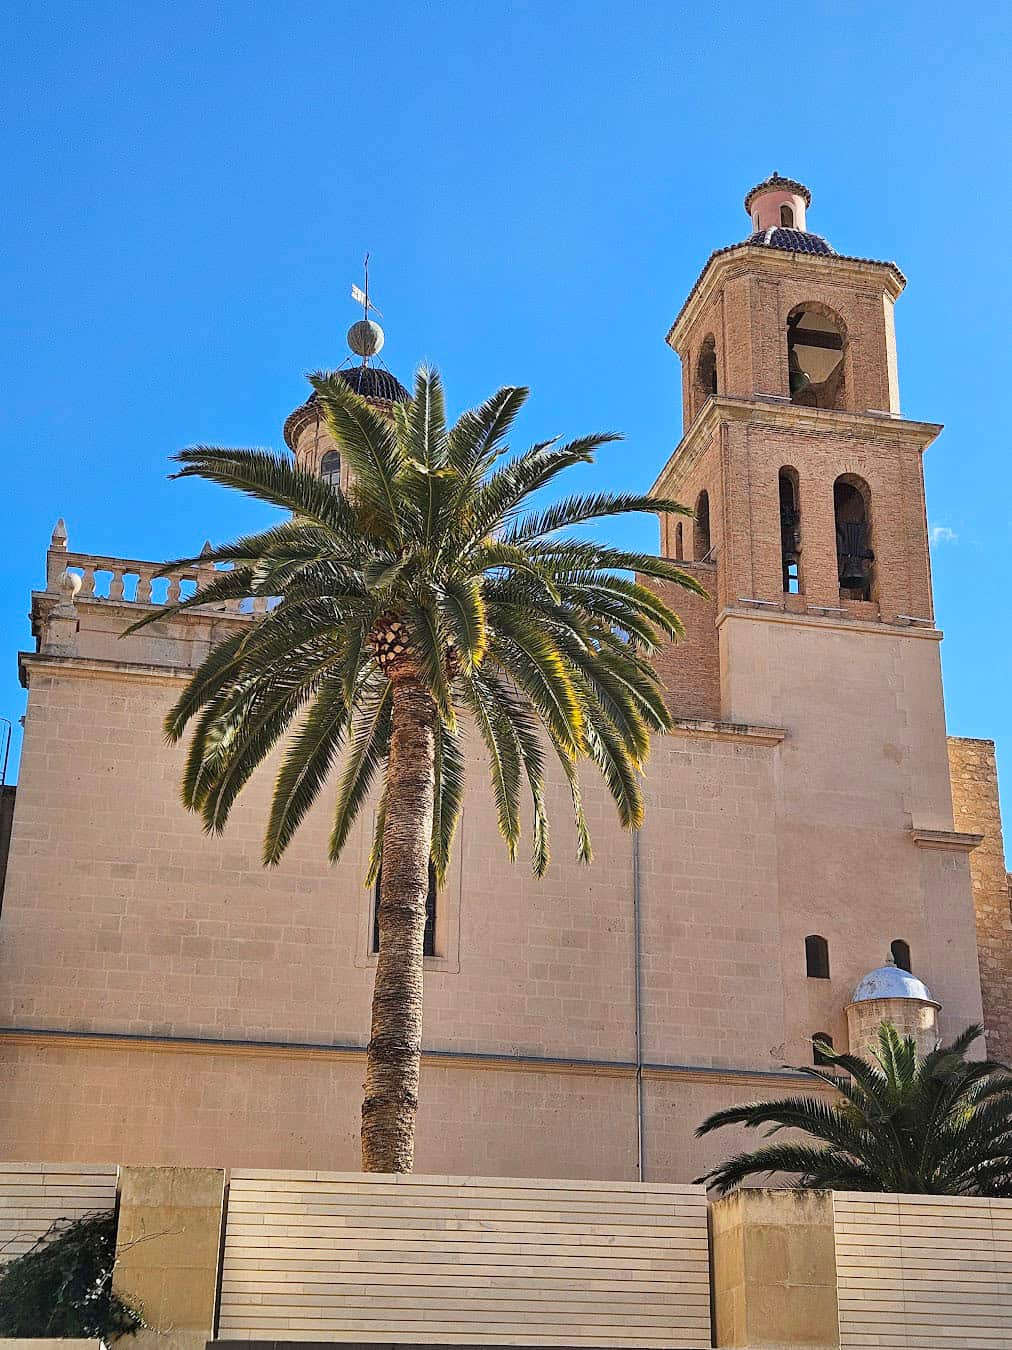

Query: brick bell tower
[650,174,986,1051]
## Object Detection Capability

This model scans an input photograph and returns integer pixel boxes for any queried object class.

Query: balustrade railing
[48,547,272,616]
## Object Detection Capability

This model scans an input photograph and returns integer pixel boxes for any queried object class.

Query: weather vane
[348,253,385,366]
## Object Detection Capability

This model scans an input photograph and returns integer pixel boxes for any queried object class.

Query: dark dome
[335,364,410,403]
[283,365,411,450]
[746,227,836,256]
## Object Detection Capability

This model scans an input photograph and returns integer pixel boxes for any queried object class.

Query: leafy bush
[0,1208,143,1337]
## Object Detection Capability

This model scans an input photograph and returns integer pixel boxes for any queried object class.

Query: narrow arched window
[805,935,830,979]
[813,1033,834,1066]
[374,863,436,957]
[674,521,684,561]
[780,203,795,228]
[891,939,911,972]
[694,490,711,561]
[779,468,802,594]
[834,475,874,600]
[320,449,342,488]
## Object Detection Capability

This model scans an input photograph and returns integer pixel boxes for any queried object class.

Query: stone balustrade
[46,530,271,617]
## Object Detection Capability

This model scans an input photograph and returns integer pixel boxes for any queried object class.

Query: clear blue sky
[2,1,1010,835]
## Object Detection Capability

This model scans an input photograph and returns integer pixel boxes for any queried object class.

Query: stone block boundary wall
[834,1192,1012,1349]
[0,1162,118,1263]
[218,1170,711,1347]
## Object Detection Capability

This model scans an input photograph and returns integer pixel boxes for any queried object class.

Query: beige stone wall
[948,736,1012,1062]
[218,1170,710,1346]
[710,1188,839,1348]
[845,996,938,1059]
[113,1166,225,1350]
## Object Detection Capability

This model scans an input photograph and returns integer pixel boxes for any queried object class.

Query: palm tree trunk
[361,674,437,1172]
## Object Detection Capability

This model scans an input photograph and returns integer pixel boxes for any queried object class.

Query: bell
[789,368,811,396]
[839,557,867,590]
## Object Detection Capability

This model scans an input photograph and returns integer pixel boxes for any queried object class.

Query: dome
[745,227,835,256]
[283,366,411,450]
[334,365,409,403]
[850,963,940,1009]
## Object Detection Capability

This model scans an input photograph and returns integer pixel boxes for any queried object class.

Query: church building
[1,175,1008,1183]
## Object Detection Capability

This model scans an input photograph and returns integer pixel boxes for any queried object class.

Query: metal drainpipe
[632,828,645,1181]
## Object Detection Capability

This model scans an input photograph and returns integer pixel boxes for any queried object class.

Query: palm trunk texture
[361,675,437,1172]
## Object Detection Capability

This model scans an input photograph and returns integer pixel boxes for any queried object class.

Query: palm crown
[129,366,700,1170]
[696,1022,1012,1197]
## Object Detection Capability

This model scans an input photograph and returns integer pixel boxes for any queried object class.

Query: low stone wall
[218,1170,711,1347]
[834,1192,1012,1349]
[0,1162,118,1263]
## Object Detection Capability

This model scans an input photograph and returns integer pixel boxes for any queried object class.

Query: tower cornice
[667,245,906,353]
[651,396,942,495]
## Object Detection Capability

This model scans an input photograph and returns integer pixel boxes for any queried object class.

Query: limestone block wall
[217,1170,711,1347]
[0,1162,118,1263]
[948,736,1012,1062]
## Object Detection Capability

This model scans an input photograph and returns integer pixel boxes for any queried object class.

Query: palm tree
[695,1022,1012,1196]
[128,367,700,1172]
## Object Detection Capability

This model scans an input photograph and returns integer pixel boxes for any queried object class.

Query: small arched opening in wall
[674,520,684,561]
[805,934,830,979]
[779,466,802,594]
[812,1032,834,1066]
[834,474,874,601]
[695,335,718,414]
[693,490,711,561]
[780,203,795,227]
[787,302,847,410]
[891,938,912,972]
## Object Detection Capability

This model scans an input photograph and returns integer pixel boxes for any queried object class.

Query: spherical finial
[347,319,385,359]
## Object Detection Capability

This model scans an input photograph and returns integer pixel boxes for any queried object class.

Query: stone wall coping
[716,606,943,642]
[910,826,984,852]
[651,395,943,496]
[19,651,206,689]
[668,716,786,746]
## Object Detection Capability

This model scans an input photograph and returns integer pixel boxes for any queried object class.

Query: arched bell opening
[779,467,802,594]
[695,335,718,416]
[787,303,846,410]
[693,490,712,561]
[834,474,874,601]
[780,203,795,227]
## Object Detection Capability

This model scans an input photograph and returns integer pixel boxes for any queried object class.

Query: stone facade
[948,736,1012,1062]
[0,179,1006,1179]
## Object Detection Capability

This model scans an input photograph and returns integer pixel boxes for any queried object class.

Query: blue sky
[2,1,1010,832]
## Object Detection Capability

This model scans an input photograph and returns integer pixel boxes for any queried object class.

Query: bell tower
[649,176,985,1052]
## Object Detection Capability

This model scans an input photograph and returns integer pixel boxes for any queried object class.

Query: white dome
[850,963,939,1009]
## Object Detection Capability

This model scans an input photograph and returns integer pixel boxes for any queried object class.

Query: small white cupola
[846,953,941,1057]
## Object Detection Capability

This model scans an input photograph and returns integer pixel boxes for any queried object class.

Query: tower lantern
[283,257,410,482]
[744,171,811,232]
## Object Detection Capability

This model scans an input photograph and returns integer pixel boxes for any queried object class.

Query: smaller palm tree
[695,1023,1012,1197]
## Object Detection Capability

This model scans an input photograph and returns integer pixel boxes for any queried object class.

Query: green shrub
[0,1209,143,1337]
